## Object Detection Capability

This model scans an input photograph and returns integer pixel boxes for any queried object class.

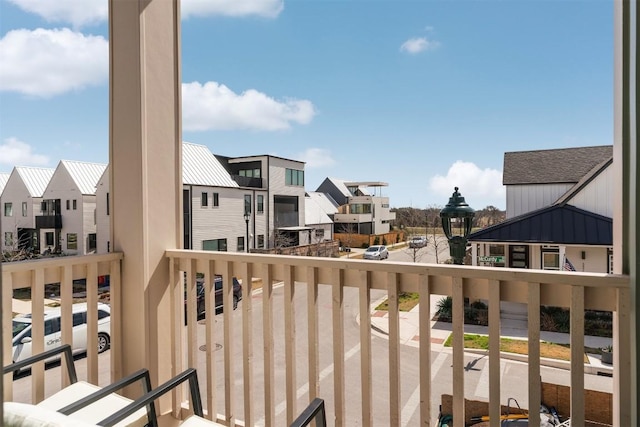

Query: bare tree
[338,223,358,258]
[1,226,39,262]
[425,205,449,264]
[273,230,296,254]
[404,237,427,263]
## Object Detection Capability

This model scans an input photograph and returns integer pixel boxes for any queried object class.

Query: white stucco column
[108,0,182,398]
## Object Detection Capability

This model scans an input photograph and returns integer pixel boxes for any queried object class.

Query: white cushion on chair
[36,381,148,427]
[4,402,96,427]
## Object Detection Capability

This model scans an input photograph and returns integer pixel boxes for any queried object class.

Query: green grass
[375,292,419,312]
[443,333,592,362]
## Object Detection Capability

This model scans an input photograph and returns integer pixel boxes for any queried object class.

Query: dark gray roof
[503,146,612,185]
[468,204,612,246]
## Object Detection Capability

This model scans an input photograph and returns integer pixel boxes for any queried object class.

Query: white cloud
[0,28,108,97]
[0,138,49,166]
[297,148,335,169]
[8,0,282,26]
[428,161,504,208]
[182,81,316,131]
[400,37,440,54]
[7,0,107,28]
[182,0,284,19]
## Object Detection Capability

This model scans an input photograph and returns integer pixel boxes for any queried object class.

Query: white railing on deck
[2,253,123,404]
[167,250,630,427]
[2,251,630,426]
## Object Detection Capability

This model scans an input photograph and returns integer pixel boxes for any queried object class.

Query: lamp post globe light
[244,212,250,253]
[440,187,475,265]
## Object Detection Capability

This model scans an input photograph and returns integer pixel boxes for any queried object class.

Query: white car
[12,302,111,364]
[409,236,427,248]
[363,245,389,260]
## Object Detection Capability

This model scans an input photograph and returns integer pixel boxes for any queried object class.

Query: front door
[509,245,529,268]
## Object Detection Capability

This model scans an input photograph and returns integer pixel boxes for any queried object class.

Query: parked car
[363,245,389,260]
[409,236,427,248]
[185,275,243,321]
[11,302,111,365]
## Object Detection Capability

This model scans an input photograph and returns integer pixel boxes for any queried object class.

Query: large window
[239,168,260,178]
[67,233,78,250]
[4,202,12,217]
[257,234,265,248]
[244,194,252,214]
[88,233,97,251]
[201,192,208,207]
[541,247,560,270]
[213,193,219,207]
[285,168,304,186]
[237,236,245,252]
[349,203,372,214]
[257,195,264,213]
[203,239,227,251]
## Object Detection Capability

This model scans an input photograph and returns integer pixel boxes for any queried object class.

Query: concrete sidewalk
[369,294,614,375]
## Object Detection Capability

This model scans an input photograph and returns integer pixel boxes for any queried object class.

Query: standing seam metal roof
[15,167,56,197]
[468,204,612,245]
[0,172,10,196]
[183,142,238,188]
[61,160,107,195]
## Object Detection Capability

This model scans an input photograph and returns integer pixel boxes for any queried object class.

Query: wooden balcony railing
[167,250,631,426]
[2,253,123,404]
[2,251,630,426]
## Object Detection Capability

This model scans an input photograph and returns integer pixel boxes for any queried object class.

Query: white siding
[1,172,32,251]
[189,186,269,252]
[569,166,614,218]
[506,183,573,218]
[43,166,85,255]
[267,157,306,246]
[95,169,110,254]
[82,196,97,254]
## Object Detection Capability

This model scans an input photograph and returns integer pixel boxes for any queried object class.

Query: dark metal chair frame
[2,344,158,426]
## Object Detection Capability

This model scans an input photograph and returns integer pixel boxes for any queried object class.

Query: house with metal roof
[1,166,55,253]
[305,192,336,245]
[215,152,309,250]
[469,145,613,273]
[95,142,309,254]
[0,172,10,196]
[39,160,107,255]
[315,177,396,235]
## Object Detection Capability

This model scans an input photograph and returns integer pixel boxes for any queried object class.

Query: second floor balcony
[2,250,630,426]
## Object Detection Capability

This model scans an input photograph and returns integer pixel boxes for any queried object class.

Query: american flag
[563,256,576,271]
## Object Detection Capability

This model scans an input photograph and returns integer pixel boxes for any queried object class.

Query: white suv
[12,302,111,364]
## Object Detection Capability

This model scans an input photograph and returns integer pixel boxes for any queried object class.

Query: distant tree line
[391,205,506,230]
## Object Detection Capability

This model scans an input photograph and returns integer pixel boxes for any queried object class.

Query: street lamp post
[440,187,475,265]
[244,212,250,253]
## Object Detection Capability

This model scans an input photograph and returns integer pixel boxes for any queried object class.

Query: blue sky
[0,0,613,210]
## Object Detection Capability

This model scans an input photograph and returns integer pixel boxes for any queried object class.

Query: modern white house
[96,143,309,253]
[95,166,111,254]
[305,192,335,244]
[39,160,106,255]
[1,166,55,253]
[469,146,614,273]
[315,177,396,235]
[219,153,309,248]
